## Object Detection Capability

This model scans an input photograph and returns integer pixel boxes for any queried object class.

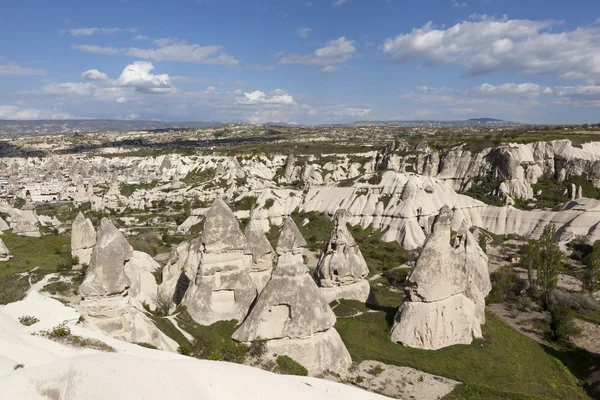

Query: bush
[549,290,598,313]
[48,322,71,338]
[19,316,39,326]
[550,306,581,342]
[248,338,267,359]
[488,266,521,303]
[275,355,308,376]
[515,295,539,312]
[0,274,30,305]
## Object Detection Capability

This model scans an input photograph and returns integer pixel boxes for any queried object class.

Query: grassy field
[335,311,589,399]
[0,232,73,278]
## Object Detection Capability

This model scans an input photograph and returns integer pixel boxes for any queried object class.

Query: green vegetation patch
[119,181,159,197]
[0,232,73,278]
[275,355,308,376]
[336,312,588,399]
[0,274,30,305]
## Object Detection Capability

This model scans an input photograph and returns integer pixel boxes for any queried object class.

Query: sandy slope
[0,291,390,400]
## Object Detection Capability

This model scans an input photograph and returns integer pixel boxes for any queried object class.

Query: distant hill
[0,119,221,136]
[352,118,519,127]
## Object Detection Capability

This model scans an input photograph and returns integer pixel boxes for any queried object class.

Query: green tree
[537,224,562,308]
[584,240,600,296]
[520,241,539,298]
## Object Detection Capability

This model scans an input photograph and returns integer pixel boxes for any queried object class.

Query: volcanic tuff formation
[71,212,96,266]
[390,206,492,350]
[232,217,352,375]
[78,218,175,350]
[315,209,370,303]
[244,214,276,293]
[182,198,257,325]
[0,239,10,261]
[12,202,40,237]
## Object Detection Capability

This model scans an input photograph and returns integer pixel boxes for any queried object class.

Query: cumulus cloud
[72,44,122,55]
[115,61,171,93]
[278,37,356,68]
[82,69,110,81]
[381,18,600,81]
[238,89,296,105]
[127,40,238,66]
[297,27,312,39]
[0,62,46,76]
[452,1,467,7]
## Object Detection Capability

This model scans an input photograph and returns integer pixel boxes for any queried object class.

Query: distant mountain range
[0,117,520,135]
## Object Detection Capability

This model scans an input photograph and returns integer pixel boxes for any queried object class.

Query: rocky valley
[0,123,599,400]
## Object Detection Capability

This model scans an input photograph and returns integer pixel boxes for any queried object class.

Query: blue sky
[1,0,600,124]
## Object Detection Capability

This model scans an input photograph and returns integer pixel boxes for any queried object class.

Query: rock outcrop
[390,205,491,350]
[78,218,175,351]
[71,212,96,265]
[232,217,352,375]
[315,210,370,303]
[12,203,40,237]
[244,216,276,293]
[182,198,257,325]
[0,239,10,261]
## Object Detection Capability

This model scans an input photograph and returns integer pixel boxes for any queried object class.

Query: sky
[1,0,600,124]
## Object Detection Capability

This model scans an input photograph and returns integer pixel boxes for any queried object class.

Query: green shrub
[275,355,308,376]
[13,364,24,370]
[248,338,267,359]
[367,174,383,185]
[550,306,581,342]
[0,274,30,305]
[18,316,39,326]
[48,322,71,338]
[488,266,521,303]
[264,198,275,210]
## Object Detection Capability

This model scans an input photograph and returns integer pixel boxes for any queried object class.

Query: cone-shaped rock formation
[244,215,276,293]
[390,206,491,350]
[71,212,96,266]
[78,218,176,351]
[233,217,352,375]
[315,210,370,302]
[0,238,10,261]
[182,198,257,325]
[13,202,40,237]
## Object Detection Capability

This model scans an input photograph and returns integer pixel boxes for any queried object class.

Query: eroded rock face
[79,218,132,297]
[71,212,96,266]
[77,218,175,351]
[0,239,10,261]
[244,217,275,293]
[390,206,491,350]
[12,203,40,237]
[233,218,352,375]
[315,210,370,302]
[182,198,257,325]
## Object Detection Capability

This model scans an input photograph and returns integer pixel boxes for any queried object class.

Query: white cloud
[475,83,552,96]
[452,1,467,7]
[321,65,339,73]
[332,0,349,7]
[0,105,71,120]
[279,37,356,67]
[297,27,312,39]
[127,40,238,66]
[72,44,122,55]
[115,61,171,93]
[66,27,135,36]
[238,89,296,105]
[0,62,46,76]
[325,107,371,117]
[132,34,149,41]
[82,69,110,81]
[381,18,600,81]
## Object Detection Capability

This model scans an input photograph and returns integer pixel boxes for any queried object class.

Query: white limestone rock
[315,210,370,302]
[182,198,257,325]
[390,206,490,350]
[233,218,352,375]
[71,212,96,266]
[0,239,10,261]
[12,203,40,237]
[244,217,275,293]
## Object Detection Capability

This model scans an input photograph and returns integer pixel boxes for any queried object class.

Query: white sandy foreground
[0,291,392,400]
